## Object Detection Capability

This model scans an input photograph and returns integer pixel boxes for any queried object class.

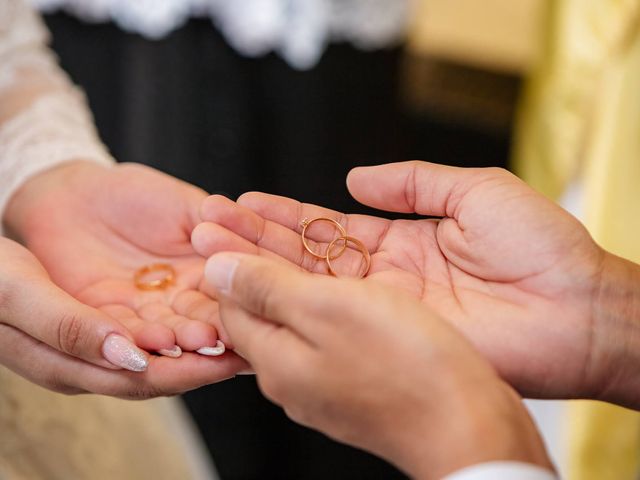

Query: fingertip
[159,345,183,358]
[132,322,177,352]
[346,165,367,186]
[197,340,226,357]
[345,170,357,193]
[191,222,213,257]
[236,191,261,204]
[236,191,272,213]
[200,194,230,222]
[193,222,241,259]
[101,333,149,372]
[175,320,220,352]
[346,165,377,200]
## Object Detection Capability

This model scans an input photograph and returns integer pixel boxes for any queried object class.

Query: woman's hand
[0,237,246,398]
[192,161,612,402]
[1,160,249,397]
[204,252,553,479]
[5,161,232,355]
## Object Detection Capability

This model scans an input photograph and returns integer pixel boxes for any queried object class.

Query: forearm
[590,251,640,408]
[0,1,113,235]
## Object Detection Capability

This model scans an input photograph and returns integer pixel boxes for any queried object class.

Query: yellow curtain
[407,0,542,74]
[514,1,640,478]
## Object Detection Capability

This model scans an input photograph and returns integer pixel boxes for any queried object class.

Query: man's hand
[192,161,614,402]
[204,252,553,479]
[2,161,248,397]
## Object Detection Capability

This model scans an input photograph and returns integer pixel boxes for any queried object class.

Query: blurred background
[31,0,640,479]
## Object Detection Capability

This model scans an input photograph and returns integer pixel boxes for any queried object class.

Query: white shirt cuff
[442,462,557,480]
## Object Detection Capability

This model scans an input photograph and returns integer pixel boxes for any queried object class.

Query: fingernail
[237,369,256,375]
[205,255,239,295]
[102,334,149,372]
[197,340,226,356]
[158,345,182,358]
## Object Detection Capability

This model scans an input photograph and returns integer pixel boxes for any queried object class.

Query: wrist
[3,160,109,241]
[590,251,640,407]
[396,383,553,479]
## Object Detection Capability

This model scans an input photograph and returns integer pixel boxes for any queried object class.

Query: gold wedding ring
[327,235,371,279]
[300,217,371,278]
[134,263,176,291]
[300,217,347,259]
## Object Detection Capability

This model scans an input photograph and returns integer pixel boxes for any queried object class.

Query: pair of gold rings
[133,217,371,288]
[300,217,371,278]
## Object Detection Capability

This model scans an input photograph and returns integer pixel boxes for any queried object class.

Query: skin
[192,160,640,407]
[1,161,247,398]
[205,252,554,479]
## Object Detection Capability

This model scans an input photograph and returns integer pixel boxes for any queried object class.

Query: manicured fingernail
[102,334,149,372]
[205,255,239,295]
[158,345,182,358]
[197,340,226,356]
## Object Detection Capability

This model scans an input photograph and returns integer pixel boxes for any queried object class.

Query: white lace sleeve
[0,0,114,233]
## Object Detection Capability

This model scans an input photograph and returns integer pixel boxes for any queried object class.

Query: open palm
[192,161,606,399]
[7,161,244,393]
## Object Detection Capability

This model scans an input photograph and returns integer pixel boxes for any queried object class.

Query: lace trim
[29,0,410,69]
[0,91,114,230]
[0,1,64,93]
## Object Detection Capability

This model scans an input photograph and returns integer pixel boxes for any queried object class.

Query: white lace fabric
[29,0,411,70]
[0,0,114,234]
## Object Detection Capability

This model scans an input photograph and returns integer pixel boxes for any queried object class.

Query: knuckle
[56,313,87,356]
[125,389,157,400]
[81,374,175,400]
[0,279,14,321]
[120,384,175,400]
[484,166,513,181]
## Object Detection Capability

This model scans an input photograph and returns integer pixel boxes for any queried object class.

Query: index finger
[199,194,391,259]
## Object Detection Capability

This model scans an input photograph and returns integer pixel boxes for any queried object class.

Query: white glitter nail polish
[197,340,226,356]
[102,334,149,372]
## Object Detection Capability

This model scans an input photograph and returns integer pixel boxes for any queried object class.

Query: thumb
[3,278,149,372]
[346,160,498,217]
[204,253,312,330]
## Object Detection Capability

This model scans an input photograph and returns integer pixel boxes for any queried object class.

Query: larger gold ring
[326,236,371,279]
[300,217,347,260]
[134,263,176,291]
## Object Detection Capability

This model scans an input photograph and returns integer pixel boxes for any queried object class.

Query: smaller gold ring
[300,217,347,260]
[326,236,371,279]
[134,263,176,291]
